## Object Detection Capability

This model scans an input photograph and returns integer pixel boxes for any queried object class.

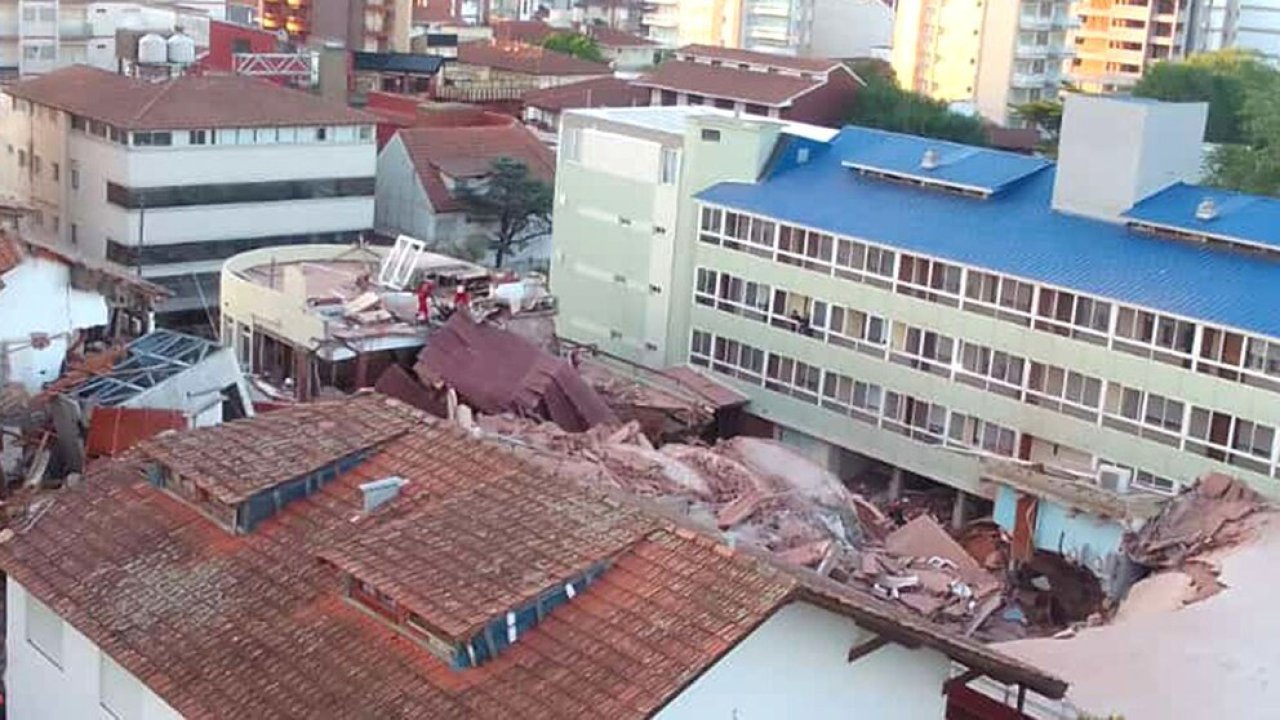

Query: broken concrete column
[888,467,905,501]
[951,489,969,531]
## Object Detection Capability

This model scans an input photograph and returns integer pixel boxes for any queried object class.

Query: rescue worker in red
[453,283,471,312]
[416,280,434,322]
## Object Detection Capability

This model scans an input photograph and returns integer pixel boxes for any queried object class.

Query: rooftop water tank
[167,33,195,65]
[138,32,167,64]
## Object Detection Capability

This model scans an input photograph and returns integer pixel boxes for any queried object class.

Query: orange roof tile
[5,65,375,130]
[0,396,1066,719]
[634,59,823,106]
[522,75,651,112]
[396,122,554,213]
[85,407,188,459]
[676,44,842,74]
[0,232,23,276]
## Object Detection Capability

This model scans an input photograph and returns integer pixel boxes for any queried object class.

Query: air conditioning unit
[1096,464,1133,494]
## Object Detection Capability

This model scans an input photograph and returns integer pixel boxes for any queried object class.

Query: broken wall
[122,347,254,426]
[0,255,109,391]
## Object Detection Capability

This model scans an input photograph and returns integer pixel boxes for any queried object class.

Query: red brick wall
[203,20,279,74]
[782,67,860,128]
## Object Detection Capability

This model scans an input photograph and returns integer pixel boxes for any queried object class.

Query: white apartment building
[0,64,377,315]
[1,0,222,78]
[893,0,1074,126]
[1190,0,1280,59]
[553,96,1280,527]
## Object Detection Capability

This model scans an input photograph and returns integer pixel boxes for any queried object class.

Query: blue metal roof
[696,126,1280,338]
[835,128,1051,195]
[1124,182,1280,251]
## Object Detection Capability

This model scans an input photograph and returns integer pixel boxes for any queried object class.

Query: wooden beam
[846,635,891,664]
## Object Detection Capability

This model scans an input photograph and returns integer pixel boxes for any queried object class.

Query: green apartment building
[550,98,1280,523]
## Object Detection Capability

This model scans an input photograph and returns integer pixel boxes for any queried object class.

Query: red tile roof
[522,75,651,112]
[0,396,1066,719]
[396,120,554,213]
[4,65,376,130]
[634,60,822,107]
[492,19,554,45]
[676,44,842,74]
[457,41,611,76]
[136,393,424,504]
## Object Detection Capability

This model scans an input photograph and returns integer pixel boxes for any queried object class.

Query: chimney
[1051,95,1208,220]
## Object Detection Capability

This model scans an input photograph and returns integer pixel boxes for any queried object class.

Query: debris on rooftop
[414,312,616,432]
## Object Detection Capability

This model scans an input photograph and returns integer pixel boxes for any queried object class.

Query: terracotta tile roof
[634,60,822,107]
[396,121,554,214]
[457,41,611,76]
[135,393,424,504]
[0,397,1066,719]
[676,44,841,74]
[0,231,24,276]
[492,19,554,45]
[588,26,658,47]
[522,75,651,112]
[4,65,376,130]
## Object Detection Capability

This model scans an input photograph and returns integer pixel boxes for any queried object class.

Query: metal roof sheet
[1123,182,1280,251]
[697,126,1280,339]
[837,128,1051,195]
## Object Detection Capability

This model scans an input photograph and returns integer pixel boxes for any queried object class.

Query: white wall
[375,135,441,242]
[656,602,951,719]
[6,579,184,720]
[123,347,253,426]
[0,256,109,392]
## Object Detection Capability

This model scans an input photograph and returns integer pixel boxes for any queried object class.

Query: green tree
[1205,86,1280,195]
[459,158,553,268]
[845,65,989,146]
[1011,99,1064,154]
[542,32,606,64]
[1133,49,1273,144]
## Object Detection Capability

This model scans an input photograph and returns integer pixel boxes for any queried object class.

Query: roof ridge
[130,75,181,125]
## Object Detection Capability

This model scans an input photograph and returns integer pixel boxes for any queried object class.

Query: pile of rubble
[477,414,1003,628]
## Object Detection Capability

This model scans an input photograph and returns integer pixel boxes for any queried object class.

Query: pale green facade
[551,107,1280,500]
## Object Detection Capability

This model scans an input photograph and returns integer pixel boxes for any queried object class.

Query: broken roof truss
[70,330,217,406]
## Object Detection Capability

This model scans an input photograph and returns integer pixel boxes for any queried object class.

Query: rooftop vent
[360,476,408,512]
[796,147,810,164]
[1195,197,1218,221]
[920,148,940,171]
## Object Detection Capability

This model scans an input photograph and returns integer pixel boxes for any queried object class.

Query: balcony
[749,4,793,17]
[1011,71,1049,88]
[642,12,678,27]
[1015,43,1048,58]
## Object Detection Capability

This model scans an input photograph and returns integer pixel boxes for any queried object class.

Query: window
[70,223,78,245]
[100,653,143,720]
[948,412,1017,456]
[31,154,41,176]
[189,129,208,145]
[700,206,722,234]
[17,149,25,168]
[659,147,679,184]
[132,131,172,146]
[70,162,80,190]
[51,162,59,181]
[957,343,1024,397]
[891,325,954,376]
[701,128,721,142]
[1143,393,1184,433]
[1026,362,1102,420]
[316,127,328,141]
[690,329,713,363]
[25,594,63,668]
[358,125,373,141]
[826,305,888,354]
[562,127,581,162]
[1245,338,1280,376]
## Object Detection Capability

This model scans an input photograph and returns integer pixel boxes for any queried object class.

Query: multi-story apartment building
[0,0,222,78]
[640,0,741,46]
[1070,0,1192,92]
[553,96,1280,521]
[0,65,377,317]
[1189,0,1280,59]
[892,0,1074,126]
[310,0,413,52]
